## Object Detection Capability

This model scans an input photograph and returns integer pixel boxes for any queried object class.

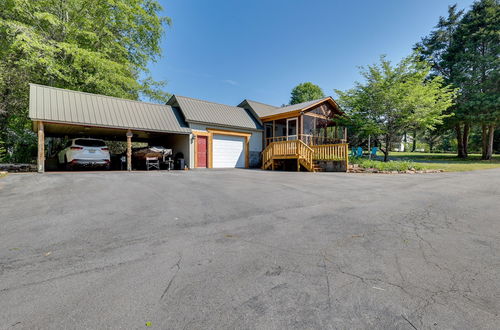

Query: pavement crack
[160,255,182,301]
[401,314,418,330]
[320,254,332,309]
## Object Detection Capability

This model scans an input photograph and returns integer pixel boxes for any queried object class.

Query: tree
[451,0,499,160]
[415,5,469,157]
[0,0,170,162]
[289,82,325,105]
[336,54,457,162]
[416,0,500,159]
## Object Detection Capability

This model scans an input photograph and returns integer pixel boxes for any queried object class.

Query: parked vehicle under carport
[58,138,111,170]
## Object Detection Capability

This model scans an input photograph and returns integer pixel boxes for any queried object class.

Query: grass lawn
[388,152,500,172]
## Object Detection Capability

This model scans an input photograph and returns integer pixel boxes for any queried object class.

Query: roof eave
[30,118,192,135]
[186,119,263,132]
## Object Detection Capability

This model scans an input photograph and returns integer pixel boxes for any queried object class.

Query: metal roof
[260,98,331,118]
[168,95,262,130]
[238,99,279,118]
[29,84,191,134]
[239,97,341,119]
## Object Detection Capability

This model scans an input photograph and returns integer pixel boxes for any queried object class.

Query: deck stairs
[262,140,348,172]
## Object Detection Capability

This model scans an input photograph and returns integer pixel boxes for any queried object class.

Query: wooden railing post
[37,121,45,173]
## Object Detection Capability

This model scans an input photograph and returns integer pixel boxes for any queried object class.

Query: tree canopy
[289,82,325,105]
[0,0,170,162]
[336,54,457,161]
[416,0,499,159]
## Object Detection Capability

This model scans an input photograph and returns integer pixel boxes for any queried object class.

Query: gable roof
[261,98,331,119]
[239,97,343,120]
[168,95,262,130]
[29,84,191,134]
[238,99,279,118]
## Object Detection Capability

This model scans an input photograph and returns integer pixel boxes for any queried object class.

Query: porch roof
[242,97,344,121]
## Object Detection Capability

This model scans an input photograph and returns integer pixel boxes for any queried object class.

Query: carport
[29,84,191,173]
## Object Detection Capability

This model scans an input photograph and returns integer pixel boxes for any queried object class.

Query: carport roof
[29,84,191,134]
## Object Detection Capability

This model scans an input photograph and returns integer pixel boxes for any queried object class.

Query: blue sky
[150,0,476,106]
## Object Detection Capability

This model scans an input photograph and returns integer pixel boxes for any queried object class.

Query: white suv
[58,138,111,169]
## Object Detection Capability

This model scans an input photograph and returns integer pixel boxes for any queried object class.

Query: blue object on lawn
[356,147,363,157]
[351,148,357,157]
[370,147,378,157]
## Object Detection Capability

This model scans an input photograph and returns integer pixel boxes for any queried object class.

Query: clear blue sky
[150,0,476,106]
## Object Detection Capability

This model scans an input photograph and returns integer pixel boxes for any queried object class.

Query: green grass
[363,152,500,172]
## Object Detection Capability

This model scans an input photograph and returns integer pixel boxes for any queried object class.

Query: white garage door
[212,134,245,168]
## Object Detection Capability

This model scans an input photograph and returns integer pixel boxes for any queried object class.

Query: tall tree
[336,54,456,162]
[452,0,499,160]
[417,0,500,159]
[289,82,325,105]
[0,0,170,162]
[415,5,469,157]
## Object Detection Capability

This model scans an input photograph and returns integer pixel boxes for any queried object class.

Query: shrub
[350,157,425,171]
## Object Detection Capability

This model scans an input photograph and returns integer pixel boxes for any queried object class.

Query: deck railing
[265,134,346,146]
[311,143,349,161]
[262,140,348,172]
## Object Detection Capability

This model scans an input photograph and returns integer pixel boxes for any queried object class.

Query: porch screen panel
[274,119,286,138]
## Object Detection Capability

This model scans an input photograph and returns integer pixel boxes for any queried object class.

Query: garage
[212,134,245,168]
[167,95,263,169]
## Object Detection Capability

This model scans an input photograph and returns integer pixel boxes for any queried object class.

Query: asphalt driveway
[0,169,499,329]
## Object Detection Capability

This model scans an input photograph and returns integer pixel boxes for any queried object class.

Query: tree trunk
[411,129,417,152]
[384,134,390,162]
[463,123,470,158]
[481,124,488,159]
[483,125,495,160]
[456,124,464,158]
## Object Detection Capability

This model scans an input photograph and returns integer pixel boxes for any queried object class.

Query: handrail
[263,141,349,168]
[311,143,349,161]
[262,140,315,170]
[265,134,347,146]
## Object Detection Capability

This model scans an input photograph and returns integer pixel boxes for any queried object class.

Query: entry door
[286,118,298,140]
[196,135,208,168]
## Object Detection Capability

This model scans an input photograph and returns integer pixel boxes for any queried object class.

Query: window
[74,139,106,147]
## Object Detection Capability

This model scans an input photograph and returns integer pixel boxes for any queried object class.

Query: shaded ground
[0,169,499,329]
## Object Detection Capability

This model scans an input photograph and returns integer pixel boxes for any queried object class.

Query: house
[239,97,348,172]
[166,95,263,169]
[29,84,348,173]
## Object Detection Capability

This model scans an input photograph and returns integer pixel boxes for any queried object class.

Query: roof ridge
[174,95,244,110]
[29,83,169,108]
[245,99,278,108]
[282,97,330,108]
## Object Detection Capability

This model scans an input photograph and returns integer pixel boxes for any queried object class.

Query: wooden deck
[262,140,349,172]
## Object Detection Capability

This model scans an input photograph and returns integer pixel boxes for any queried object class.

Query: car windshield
[74,139,106,147]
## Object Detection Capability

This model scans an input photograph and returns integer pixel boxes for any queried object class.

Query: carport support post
[37,121,45,173]
[126,130,133,171]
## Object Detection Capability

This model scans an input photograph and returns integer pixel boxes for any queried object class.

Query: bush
[350,157,425,171]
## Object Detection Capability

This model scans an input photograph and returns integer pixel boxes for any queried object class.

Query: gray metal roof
[238,99,279,118]
[168,95,262,130]
[29,84,191,134]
